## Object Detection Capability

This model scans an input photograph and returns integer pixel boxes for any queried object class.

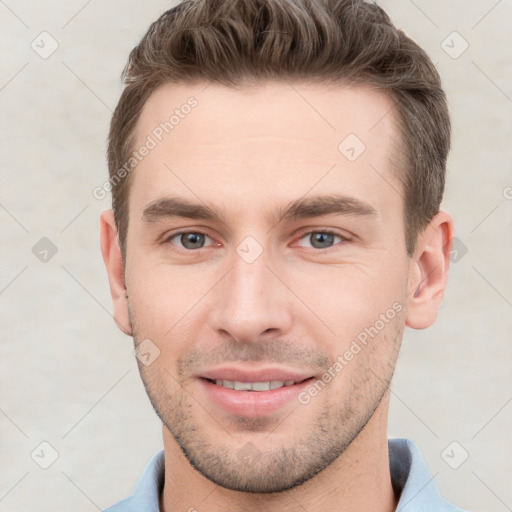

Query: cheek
[291,258,407,337]
[326,303,405,393]
[126,261,216,336]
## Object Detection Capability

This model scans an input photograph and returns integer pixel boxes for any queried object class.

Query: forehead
[130,81,402,221]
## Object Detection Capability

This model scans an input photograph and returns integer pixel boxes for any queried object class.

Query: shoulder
[389,438,467,511]
[102,450,165,512]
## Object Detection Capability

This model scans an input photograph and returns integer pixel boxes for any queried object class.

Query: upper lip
[198,366,314,383]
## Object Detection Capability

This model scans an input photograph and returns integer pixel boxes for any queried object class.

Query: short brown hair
[107,0,450,259]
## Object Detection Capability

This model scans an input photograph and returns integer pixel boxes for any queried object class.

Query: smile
[198,372,315,418]
[211,379,298,391]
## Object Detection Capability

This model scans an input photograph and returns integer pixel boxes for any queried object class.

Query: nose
[209,246,293,344]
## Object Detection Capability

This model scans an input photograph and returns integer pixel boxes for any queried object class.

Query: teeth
[216,379,234,389]
[213,379,296,391]
[251,381,271,391]
[234,381,252,391]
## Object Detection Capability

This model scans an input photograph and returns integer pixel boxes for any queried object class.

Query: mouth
[204,378,309,391]
[196,369,316,418]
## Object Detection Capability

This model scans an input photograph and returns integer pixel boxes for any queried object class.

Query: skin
[101,81,454,512]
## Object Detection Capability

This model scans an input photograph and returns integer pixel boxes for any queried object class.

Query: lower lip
[199,378,314,417]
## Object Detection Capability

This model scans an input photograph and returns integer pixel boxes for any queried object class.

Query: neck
[160,401,397,512]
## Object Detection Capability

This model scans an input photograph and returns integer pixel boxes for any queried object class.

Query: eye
[297,230,345,250]
[167,231,214,250]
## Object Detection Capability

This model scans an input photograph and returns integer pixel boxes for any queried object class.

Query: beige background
[1,1,511,511]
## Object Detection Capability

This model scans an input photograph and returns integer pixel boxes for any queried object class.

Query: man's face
[123,82,413,492]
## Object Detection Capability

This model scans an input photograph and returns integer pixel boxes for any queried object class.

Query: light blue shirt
[103,438,466,511]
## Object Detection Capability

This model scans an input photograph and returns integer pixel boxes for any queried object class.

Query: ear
[405,210,454,329]
[100,210,132,336]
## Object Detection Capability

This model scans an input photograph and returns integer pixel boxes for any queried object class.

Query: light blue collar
[103,438,466,511]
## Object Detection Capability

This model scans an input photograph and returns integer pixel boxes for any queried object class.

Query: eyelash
[163,229,348,252]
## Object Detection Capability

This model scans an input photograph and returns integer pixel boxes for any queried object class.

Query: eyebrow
[141,194,377,225]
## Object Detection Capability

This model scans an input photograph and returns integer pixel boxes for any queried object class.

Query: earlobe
[100,210,132,336]
[405,211,454,330]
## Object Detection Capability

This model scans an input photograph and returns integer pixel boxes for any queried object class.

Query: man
[100,0,465,510]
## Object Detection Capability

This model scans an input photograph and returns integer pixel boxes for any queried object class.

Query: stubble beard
[129,305,404,493]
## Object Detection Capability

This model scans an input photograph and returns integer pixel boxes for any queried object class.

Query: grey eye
[178,232,206,249]
[309,232,337,249]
